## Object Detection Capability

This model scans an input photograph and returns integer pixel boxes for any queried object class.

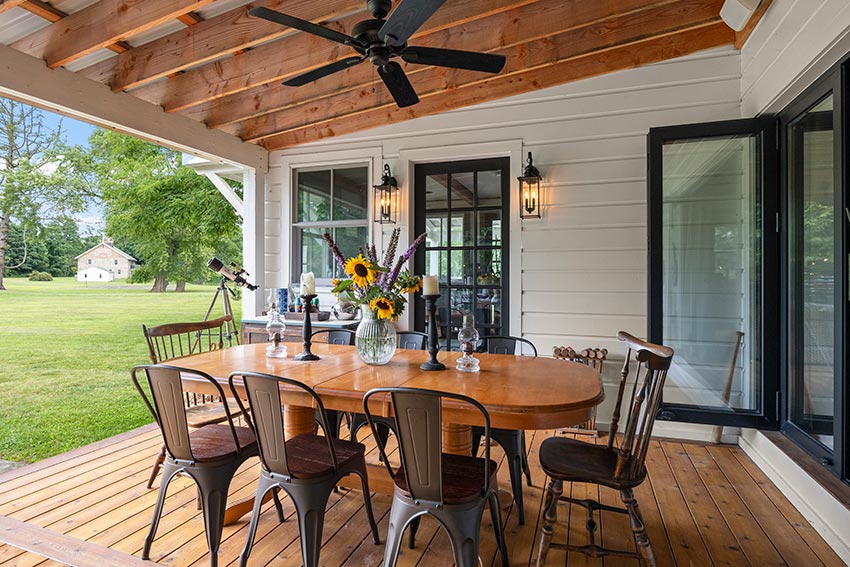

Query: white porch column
[242,167,265,318]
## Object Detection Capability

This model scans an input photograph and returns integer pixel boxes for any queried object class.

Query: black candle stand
[420,294,446,371]
[294,294,320,361]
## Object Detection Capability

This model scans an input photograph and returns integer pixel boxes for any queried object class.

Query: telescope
[207,257,259,290]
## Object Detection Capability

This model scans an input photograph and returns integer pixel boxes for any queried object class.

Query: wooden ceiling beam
[187,0,674,128]
[11,0,216,69]
[234,0,724,143]
[259,22,734,150]
[0,0,27,15]
[18,0,132,54]
[176,12,203,26]
[76,0,364,93]
[130,0,538,114]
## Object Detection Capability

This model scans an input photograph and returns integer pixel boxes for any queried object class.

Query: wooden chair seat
[185,398,244,428]
[188,424,256,462]
[538,436,646,490]
[284,434,367,479]
[392,453,499,505]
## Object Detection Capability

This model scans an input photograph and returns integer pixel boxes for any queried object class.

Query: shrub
[28,271,53,281]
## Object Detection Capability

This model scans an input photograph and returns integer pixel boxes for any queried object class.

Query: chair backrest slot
[482,335,538,357]
[397,331,428,350]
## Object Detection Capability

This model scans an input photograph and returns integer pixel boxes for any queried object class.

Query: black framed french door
[647,117,780,429]
[779,67,845,478]
[413,158,510,349]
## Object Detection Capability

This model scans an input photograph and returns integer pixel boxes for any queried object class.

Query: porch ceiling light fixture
[518,152,542,219]
[373,164,399,224]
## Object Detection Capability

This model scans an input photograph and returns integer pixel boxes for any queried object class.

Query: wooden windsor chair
[552,345,608,435]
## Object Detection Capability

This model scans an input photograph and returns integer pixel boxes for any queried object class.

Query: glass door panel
[415,158,510,349]
[788,94,835,450]
[648,118,778,428]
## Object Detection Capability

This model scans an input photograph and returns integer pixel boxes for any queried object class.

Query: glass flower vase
[355,305,397,365]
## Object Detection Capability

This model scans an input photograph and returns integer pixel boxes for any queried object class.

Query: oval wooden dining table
[173,342,605,524]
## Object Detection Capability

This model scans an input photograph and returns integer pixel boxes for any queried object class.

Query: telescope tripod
[203,277,239,347]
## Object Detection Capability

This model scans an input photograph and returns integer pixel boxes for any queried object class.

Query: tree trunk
[150,273,168,292]
[175,280,186,292]
[0,213,10,291]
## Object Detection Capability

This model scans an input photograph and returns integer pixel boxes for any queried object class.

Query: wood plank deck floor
[0,423,844,567]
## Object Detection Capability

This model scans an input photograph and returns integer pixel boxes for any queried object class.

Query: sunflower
[370,296,396,320]
[403,278,422,294]
[344,254,375,287]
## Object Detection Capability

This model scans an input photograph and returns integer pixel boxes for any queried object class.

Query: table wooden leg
[224,404,316,526]
[443,423,473,455]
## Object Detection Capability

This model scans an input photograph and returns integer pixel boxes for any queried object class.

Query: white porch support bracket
[242,168,265,318]
[0,43,267,171]
[203,172,243,216]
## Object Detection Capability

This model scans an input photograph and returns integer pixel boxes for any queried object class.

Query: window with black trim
[291,165,369,283]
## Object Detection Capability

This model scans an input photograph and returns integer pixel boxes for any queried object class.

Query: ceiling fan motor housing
[367,0,392,19]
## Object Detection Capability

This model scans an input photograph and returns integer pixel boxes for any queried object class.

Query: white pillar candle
[422,275,439,295]
[300,272,315,295]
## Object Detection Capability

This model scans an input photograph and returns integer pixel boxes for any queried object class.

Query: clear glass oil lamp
[265,307,288,358]
[456,313,480,373]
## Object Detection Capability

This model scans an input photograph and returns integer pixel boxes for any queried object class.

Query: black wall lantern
[518,151,542,219]
[373,164,399,224]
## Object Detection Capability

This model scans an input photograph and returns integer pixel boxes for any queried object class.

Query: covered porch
[1,0,850,565]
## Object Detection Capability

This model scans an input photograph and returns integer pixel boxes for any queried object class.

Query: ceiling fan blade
[401,46,506,74]
[378,0,447,47]
[249,7,361,48]
[283,56,366,87]
[378,62,420,108]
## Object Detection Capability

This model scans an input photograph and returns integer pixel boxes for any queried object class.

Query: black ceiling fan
[249,0,507,108]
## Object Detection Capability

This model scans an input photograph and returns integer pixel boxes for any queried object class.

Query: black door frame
[412,157,511,344]
[647,117,780,429]
[778,65,846,479]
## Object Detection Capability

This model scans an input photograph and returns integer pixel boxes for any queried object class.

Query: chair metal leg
[490,428,527,525]
[621,488,656,567]
[284,482,334,567]
[407,517,420,549]
[194,467,235,567]
[520,430,533,487]
[353,465,381,544]
[142,461,181,560]
[383,499,423,567]
[535,477,563,567]
[433,502,486,567]
[271,487,285,522]
[239,475,279,567]
[146,446,166,489]
[488,491,509,567]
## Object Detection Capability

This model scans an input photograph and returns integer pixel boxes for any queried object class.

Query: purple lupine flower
[378,228,400,287]
[322,232,347,270]
[387,232,426,287]
[368,244,377,264]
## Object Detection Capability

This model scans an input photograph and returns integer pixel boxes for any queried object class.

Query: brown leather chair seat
[284,434,366,479]
[392,453,499,504]
[188,425,256,462]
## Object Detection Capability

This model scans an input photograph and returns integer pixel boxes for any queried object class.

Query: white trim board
[738,429,850,564]
[0,44,267,171]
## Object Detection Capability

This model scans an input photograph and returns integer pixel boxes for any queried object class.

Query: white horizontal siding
[267,45,742,390]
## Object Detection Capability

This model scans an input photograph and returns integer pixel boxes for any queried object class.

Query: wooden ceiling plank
[78,0,365,92]
[130,0,539,113]
[182,0,680,128]
[18,0,63,22]
[261,22,734,150]
[0,0,27,15]
[231,0,724,141]
[11,0,216,69]
[177,12,203,26]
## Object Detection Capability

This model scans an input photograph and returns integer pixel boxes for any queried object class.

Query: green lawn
[0,277,242,463]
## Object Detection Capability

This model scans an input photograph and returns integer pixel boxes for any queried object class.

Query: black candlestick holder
[295,294,320,361]
[420,294,446,371]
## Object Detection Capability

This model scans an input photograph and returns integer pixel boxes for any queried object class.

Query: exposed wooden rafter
[189,0,686,130]
[11,0,215,68]
[259,21,734,150]
[0,0,750,151]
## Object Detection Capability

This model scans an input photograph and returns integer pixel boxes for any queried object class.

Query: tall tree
[0,99,83,289]
[84,130,240,292]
